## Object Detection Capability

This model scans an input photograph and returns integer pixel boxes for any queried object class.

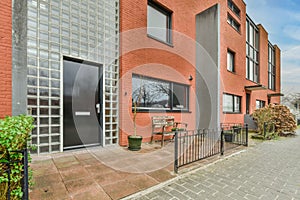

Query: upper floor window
[268,43,276,90]
[223,93,241,113]
[246,17,259,82]
[227,14,240,32]
[227,50,235,72]
[228,0,240,17]
[147,1,172,44]
[132,74,189,112]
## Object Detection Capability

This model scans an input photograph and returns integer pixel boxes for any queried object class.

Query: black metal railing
[221,123,248,150]
[174,129,222,173]
[174,124,248,173]
[0,149,29,200]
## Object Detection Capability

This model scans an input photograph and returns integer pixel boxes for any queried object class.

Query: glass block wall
[27,0,119,154]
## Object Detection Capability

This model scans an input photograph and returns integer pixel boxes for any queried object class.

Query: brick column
[0,0,12,118]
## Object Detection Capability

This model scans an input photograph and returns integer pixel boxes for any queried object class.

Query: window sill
[132,109,191,113]
[227,70,236,74]
[245,78,259,84]
[227,22,241,34]
[223,112,242,114]
[147,34,174,47]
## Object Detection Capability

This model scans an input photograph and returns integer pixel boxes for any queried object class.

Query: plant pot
[224,132,233,142]
[128,135,143,151]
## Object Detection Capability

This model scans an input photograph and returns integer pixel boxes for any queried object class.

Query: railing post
[263,122,267,139]
[220,129,224,155]
[7,152,11,200]
[22,148,29,200]
[174,131,178,173]
[245,124,248,146]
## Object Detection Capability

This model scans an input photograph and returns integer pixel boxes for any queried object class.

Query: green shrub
[252,106,274,138]
[0,115,34,200]
[252,104,297,138]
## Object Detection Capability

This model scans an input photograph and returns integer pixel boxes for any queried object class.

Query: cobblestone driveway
[128,132,300,200]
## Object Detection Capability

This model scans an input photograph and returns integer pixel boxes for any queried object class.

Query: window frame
[223,93,241,114]
[227,49,235,72]
[246,17,259,83]
[268,43,276,90]
[147,1,172,45]
[132,74,189,112]
[227,14,240,33]
[228,0,241,18]
[256,99,265,109]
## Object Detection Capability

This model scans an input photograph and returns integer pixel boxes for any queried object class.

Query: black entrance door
[63,58,102,149]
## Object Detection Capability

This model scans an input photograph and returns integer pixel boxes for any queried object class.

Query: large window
[227,14,240,32]
[246,17,259,82]
[147,1,172,44]
[228,0,240,17]
[256,100,265,109]
[268,43,276,90]
[132,74,189,111]
[223,93,241,113]
[227,50,235,72]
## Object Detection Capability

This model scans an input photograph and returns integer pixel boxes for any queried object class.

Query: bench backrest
[152,116,175,127]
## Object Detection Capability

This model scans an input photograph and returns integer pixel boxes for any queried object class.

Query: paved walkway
[29,143,176,200]
[126,132,300,200]
[29,139,243,199]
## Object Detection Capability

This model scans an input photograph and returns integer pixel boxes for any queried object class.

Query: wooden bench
[151,116,188,147]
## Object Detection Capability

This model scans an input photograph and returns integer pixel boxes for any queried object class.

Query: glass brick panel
[27,0,119,153]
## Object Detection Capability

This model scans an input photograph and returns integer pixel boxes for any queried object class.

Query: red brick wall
[0,0,12,118]
[221,3,282,124]
[258,25,269,88]
[119,0,282,145]
[273,45,281,104]
[120,0,223,146]
[220,0,247,124]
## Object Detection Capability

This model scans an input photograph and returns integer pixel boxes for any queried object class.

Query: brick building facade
[119,0,281,146]
[0,0,281,151]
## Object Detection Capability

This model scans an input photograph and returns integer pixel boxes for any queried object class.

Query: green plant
[252,107,273,134]
[171,127,184,131]
[0,115,34,200]
[252,104,297,139]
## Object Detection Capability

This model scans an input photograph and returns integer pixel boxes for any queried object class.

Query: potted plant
[128,78,143,151]
[223,130,233,142]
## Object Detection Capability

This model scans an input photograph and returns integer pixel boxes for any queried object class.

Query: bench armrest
[174,122,188,129]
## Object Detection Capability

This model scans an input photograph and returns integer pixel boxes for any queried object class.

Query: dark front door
[246,93,250,114]
[63,58,102,149]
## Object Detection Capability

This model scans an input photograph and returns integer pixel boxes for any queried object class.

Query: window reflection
[132,74,188,111]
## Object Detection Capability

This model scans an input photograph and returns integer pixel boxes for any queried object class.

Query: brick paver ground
[127,132,300,200]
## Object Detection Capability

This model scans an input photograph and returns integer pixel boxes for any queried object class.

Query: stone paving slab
[125,132,300,200]
[29,141,247,199]
[29,143,176,200]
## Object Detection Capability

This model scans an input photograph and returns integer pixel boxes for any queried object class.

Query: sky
[244,0,300,95]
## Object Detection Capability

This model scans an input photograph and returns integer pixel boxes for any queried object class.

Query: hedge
[0,115,34,199]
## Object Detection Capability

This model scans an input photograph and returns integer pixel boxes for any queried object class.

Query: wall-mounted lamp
[188,75,193,81]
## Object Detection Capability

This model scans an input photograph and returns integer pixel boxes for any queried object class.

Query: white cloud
[282,45,300,60]
[283,25,300,41]
[287,11,300,22]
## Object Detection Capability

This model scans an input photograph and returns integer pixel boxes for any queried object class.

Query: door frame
[61,56,104,151]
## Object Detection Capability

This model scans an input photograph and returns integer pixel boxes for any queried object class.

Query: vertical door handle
[96,103,101,114]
